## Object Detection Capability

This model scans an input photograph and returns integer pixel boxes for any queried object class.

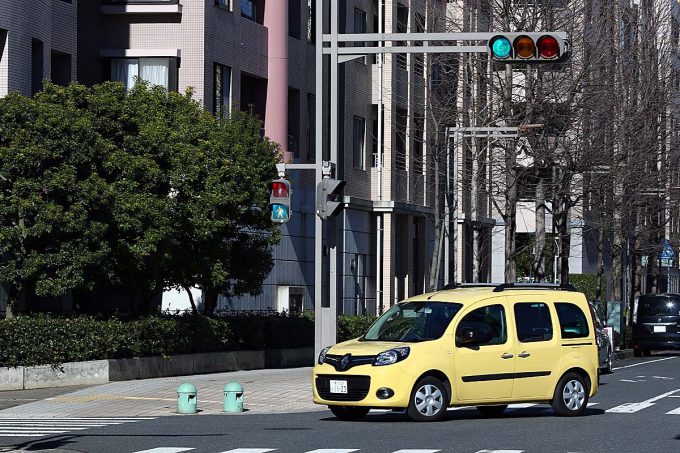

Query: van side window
[555,303,589,338]
[514,303,553,342]
[455,304,507,347]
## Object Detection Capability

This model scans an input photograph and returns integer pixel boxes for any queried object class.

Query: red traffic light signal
[488,32,569,64]
[271,181,290,198]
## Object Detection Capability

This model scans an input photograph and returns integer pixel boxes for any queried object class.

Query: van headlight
[317,346,332,365]
[373,347,410,366]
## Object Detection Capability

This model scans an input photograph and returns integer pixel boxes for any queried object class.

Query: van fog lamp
[373,346,410,366]
[376,387,395,399]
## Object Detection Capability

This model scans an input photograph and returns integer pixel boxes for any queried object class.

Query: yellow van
[312,283,599,421]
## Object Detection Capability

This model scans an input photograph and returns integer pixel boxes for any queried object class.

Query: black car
[632,293,680,357]
[590,304,613,374]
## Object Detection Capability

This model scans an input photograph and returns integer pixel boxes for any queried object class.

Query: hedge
[0,313,379,368]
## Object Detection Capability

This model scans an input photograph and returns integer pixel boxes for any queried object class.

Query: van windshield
[363,301,463,342]
[638,295,680,318]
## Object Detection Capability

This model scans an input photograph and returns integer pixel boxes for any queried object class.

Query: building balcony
[101,1,182,15]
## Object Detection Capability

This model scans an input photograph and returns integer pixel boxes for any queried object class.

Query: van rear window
[555,303,589,339]
[638,295,680,318]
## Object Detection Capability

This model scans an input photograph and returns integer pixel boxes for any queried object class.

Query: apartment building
[0,0,77,97]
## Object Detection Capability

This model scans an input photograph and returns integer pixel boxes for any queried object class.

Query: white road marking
[606,388,680,413]
[666,407,680,415]
[132,449,195,453]
[392,450,441,453]
[218,450,277,453]
[612,356,676,370]
[507,403,536,409]
[652,376,675,380]
[475,450,524,453]
[620,379,640,383]
[304,450,358,453]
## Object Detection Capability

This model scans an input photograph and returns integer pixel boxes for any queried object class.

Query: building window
[395,107,408,171]
[289,0,301,39]
[307,93,316,160]
[214,0,230,9]
[414,13,425,77]
[413,113,424,174]
[307,0,315,43]
[214,63,231,119]
[353,116,366,170]
[288,88,300,157]
[31,39,44,96]
[396,4,408,71]
[111,57,173,91]
[241,0,263,24]
[354,8,366,45]
[51,50,72,87]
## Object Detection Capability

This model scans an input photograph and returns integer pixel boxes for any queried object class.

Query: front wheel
[407,376,448,422]
[552,372,589,416]
[329,406,370,421]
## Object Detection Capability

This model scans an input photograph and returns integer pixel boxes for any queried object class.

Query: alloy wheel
[562,379,586,411]
[414,384,444,417]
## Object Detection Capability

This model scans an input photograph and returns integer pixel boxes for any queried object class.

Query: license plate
[330,380,348,394]
[654,326,666,333]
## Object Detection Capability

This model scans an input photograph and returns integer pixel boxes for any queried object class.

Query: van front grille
[315,374,371,401]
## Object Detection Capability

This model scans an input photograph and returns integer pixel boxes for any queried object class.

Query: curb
[0,347,314,391]
[613,349,635,362]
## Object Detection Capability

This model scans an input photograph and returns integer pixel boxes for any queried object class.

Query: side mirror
[458,327,477,345]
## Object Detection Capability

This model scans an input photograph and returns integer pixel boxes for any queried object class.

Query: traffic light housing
[316,178,346,221]
[269,178,291,223]
[488,33,569,64]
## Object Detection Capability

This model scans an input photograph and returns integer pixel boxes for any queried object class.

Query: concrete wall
[0,348,314,390]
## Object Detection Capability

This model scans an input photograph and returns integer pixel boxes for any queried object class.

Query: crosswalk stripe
[304,450,359,453]
[0,430,69,435]
[219,450,277,453]
[0,434,52,437]
[131,449,195,453]
[507,403,536,409]
[475,450,524,453]
[606,388,680,413]
[666,407,680,414]
[392,450,441,452]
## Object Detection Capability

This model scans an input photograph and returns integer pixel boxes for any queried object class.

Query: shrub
[338,315,377,342]
[0,313,314,368]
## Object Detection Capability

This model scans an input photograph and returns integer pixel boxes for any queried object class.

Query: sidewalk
[0,367,321,418]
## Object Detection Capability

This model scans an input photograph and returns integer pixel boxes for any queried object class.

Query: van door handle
[501,353,514,359]
[519,351,531,358]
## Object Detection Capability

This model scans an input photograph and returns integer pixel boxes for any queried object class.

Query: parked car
[313,283,599,421]
[632,293,680,357]
[589,303,613,374]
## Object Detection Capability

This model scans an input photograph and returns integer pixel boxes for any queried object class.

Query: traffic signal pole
[312,0,570,356]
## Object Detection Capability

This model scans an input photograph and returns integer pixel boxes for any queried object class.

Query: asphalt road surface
[1,353,678,453]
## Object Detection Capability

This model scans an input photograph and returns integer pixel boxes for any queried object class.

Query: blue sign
[659,239,676,260]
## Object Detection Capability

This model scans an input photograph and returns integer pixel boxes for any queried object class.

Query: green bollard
[177,383,198,414]
[223,381,244,413]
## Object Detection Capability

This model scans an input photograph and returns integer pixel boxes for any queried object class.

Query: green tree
[0,81,281,317]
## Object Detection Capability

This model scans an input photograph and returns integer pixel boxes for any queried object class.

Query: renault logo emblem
[340,354,351,370]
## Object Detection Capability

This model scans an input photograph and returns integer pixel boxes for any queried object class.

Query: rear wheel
[643,349,652,357]
[407,376,448,422]
[633,348,642,357]
[476,405,508,417]
[552,372,589,417]
[329,406,370,421]
[602,348,613,374]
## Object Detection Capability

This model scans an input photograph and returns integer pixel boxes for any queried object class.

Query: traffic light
[488,33,569,64]
[269,178,291,223]
[316,178,346,221]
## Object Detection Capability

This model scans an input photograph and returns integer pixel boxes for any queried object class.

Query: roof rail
[440,282,499,290]
[492,283,577,292]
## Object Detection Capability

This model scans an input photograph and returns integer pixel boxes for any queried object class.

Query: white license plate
[330,380,348,394]
[654,326,666,333]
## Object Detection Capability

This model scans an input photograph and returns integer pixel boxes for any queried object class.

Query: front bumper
[312,363,415,408]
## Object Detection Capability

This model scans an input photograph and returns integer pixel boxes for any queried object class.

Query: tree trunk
[533,171,546,282]
[203,288,219,317]
[184,286,198,315]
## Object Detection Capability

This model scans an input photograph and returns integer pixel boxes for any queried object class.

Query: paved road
[0,353,678,453]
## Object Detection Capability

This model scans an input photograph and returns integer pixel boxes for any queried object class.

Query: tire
[643,349,652,357]
[552,372,589,417]
[329,406,370,421]
[476,405,508,417]
[633,348,642,358]
[407,376,448,422]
